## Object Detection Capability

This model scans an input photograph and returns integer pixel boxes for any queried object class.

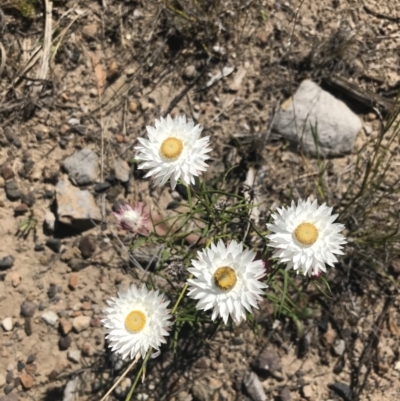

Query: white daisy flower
[267,197,347,277]
[135,114,212,189]
[187,240,267,324]
[102,285,173,360]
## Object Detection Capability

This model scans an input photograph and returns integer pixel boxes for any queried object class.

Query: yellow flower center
[213,266,237,291]
[125,310,147,333]
[294,222,319,245]
[160,137,183,160]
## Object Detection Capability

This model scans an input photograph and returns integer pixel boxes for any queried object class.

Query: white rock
[333,339,346,356]
[272,80,362,156]
[67,349,81,363]
[41,311,59,326]
[72,315,91,332]
[45,211,56,232]
[68,118,80,126]
[1,317,13,331]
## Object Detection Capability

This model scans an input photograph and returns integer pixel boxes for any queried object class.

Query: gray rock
[63,376,82,401]
[328,382,352,401]
[68,258,90,272]
[20,300,37,317]
[3,384,15,395]
[59,336,72,351]
[46,239,62,253]
[5,180,22,201]
[272,80,361,156]
[56,180,102,231]
[41,311,59,326]
[243,372,266,401]
[113,159,130,182]
[0,255,15,270]
[254,348,281,375]
[21,192,36,207]
[67,350,81,363]
[94,181,110,193]
[62,148,99,185]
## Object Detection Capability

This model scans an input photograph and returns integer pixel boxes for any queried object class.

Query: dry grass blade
[90,52,107,96]
[0,41,5,77]
[31,0,53,96]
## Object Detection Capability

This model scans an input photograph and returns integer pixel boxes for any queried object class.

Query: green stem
[125,350,152,401]
[171,283,189,315]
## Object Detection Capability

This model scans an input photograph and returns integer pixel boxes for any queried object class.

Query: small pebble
[69,273,79,290]
[24,318,33,336]
[59,317,73,336]
[10,272,20,287]
[79,236,96,259]
[4,383,14,394]
[81,342,94,356]
[114,158,130,183]
[44,211,56,232]
[47,283,58,299]
[21,300,37,317]
[302,384,313,399]
[5,180,22,201]
[20,373,33,389]
[21,192,36,207]
[41,311,59,326]
[183,65,196,79]
[1,165,14,180]
[0,255,15,270]
[67,350,81,364]
[58,336,71,351]
[26,354,36,364]
[333,339,346,356]
[114,377,131,398]
[17,361,25,372]
[128,101,138,113]
[38,301,48,311]
[25,363,37,375]
[1,317,13,332]
[94,181,111,193]
[72,315,91,332]
[46,239,62,254]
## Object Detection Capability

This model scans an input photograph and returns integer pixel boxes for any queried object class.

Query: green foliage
[13,0,38,18]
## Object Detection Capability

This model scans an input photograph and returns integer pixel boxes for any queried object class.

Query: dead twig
[32,0,53,96]
[323,75,394,115]
[364,5,400,22]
